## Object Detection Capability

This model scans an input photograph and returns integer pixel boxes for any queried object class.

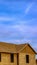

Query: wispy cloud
[25,2,34,14]
[0,16,16,21]
[0,24,37,39]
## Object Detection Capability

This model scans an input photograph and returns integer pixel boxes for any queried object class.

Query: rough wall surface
[19,53,36,65]
[0,53,17,65]
[19,45,36,65]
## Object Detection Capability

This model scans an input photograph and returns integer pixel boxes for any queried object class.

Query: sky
[0,0,37,50]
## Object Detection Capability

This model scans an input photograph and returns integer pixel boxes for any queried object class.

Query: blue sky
[0,0,37,50]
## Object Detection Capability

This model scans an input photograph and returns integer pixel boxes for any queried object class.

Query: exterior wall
[0,45,36,65]
[0,53,17,65]
[19,45,36,65]
[19,53,36,65]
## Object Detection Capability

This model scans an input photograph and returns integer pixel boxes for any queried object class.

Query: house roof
[0,42,36,54]
[0,42,16,53]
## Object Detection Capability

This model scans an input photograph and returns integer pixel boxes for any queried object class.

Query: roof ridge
[0,42,29,45]
[0,42,16,45]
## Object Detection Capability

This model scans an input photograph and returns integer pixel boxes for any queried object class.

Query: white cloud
[0,16,16,21]
[0,17,37,46]
[0,24,37,38]
[25,2,34,14]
